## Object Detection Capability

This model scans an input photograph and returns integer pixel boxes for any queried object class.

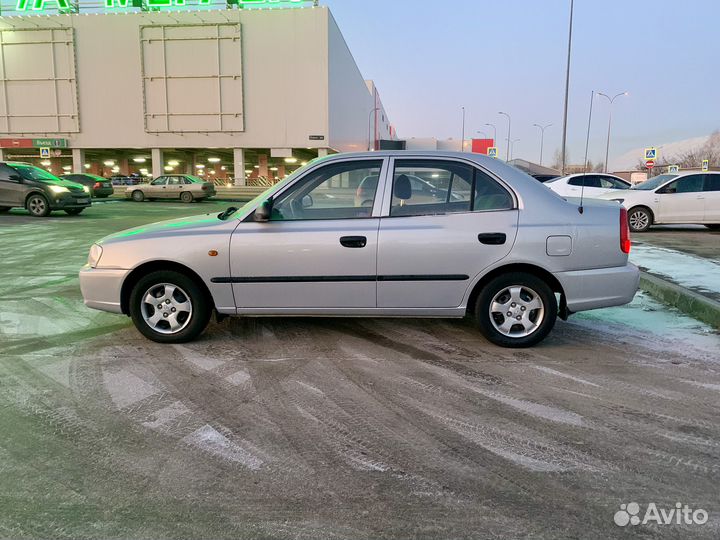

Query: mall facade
[0,1,394,184]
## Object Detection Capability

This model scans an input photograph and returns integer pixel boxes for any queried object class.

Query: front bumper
[555,263,640,313]
[79,265,130,314]
[49,192,92,210]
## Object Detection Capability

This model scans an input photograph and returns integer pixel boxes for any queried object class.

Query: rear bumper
[555,263,640,313]
[79,265,129,314]
[93,187,114,198]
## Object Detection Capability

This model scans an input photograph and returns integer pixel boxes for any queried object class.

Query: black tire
[627,206,653,232]
[180,191,193,203]
[0,206,10,212]
[475,272,557,348]
[706,224,720,231]
[129,270,211,344]
[26,194,51,217]
[64,208,85,216]
[131,190,145,202]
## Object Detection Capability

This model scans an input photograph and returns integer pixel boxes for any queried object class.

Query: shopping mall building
[0,0,394,184]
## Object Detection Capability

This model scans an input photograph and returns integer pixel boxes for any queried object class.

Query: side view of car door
[702,174,720,223]
[656,174,705,223]
[0,164,25,207]
[228,158,388,311]
[147,177,168,198]
[376,158,519,309]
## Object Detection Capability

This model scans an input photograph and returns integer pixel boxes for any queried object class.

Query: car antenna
[579,89,595,215]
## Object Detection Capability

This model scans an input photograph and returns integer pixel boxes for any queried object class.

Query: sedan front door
[229,158,387,310]
[656,174,705,222]
[146,177,168,198]
[377,158,518,309]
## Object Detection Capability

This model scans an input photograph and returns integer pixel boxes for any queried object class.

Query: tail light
[620,207,631,254]
[93,182,102,189]
[202,185,209,191]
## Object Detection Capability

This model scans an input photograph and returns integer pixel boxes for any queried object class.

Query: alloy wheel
[140,283,193,335]
[489,285,545,338]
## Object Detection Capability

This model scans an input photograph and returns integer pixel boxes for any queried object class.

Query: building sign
[0,138,68,148]
[10,0,310,12]
[33,138,67,148]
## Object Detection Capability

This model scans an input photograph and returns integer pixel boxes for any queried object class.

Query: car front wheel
[26,194,51,217]
[475,272,557,348]
[627,206,652,232]
[129,270,211,343]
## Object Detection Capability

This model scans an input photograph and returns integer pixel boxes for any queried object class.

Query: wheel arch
[466,263,566,317]
[120,260,215,315]
[24,189,49,206]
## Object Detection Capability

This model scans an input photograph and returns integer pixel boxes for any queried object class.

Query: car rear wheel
[129,270,211,344]
[64,208,85,215]
[131,190,145,202]
[475,272,557,348]
[26,194,51,217]
[627,206,652,232]
[180,191,193,203]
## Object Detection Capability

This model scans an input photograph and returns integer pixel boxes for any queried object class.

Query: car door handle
[340,236,367,248]
[478,233,506,245]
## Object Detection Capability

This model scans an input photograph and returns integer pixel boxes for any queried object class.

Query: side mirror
[661,187,677,194]
[301,194,314,209]
[254,199,272,222]
[9,174,22,183]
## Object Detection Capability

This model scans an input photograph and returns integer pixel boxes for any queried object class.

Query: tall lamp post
[498,112,511,161]
[460,107,466,152]
[560,0,574,174]
[596,91,628,172]
[509,138,520,160]
[485,123,497,146]
[367,107,380,151]
[532,123,552,166]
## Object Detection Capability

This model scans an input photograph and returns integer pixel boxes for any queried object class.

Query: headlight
[83,186,90,193]
[88,244,103,268]
[50,185,69,194]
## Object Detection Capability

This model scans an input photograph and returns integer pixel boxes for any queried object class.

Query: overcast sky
[323,0,720,168]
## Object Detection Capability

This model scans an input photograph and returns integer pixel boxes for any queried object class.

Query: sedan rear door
[376,158,518,309]
[702,174,720,223]
[0,164,25,206]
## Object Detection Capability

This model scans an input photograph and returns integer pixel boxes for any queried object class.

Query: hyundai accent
[80,152,639,348]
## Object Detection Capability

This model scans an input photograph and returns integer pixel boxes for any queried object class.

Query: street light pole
[532,123,553,166]
[485,123,497,146]
[367,107,380,151]
[498,112,511,161]
[509,138,520,160]
[460,107,466,152]
[596,91,628,172]
[560,0,574,174]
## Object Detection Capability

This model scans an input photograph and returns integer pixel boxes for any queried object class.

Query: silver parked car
[126,174,216,203]
[80,151,639,348]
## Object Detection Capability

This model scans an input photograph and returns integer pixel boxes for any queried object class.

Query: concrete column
[233,148,246,186]
[318,148,329,157]
[119,158,129,176]
[258,153,268,179]
[72,148,85,174]
[151,148,163,179]
[0,148,5,161]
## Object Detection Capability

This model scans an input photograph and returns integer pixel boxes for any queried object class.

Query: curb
[639,272,720,329]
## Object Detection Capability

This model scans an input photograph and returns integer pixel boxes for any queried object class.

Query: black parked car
[61,173,114,198]
[0,162,91,217]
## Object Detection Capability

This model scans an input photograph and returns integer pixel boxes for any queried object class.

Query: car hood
[37,177,86,190]
[100,212,228,245]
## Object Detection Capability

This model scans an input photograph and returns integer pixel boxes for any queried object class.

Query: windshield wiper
[218,207,238,221]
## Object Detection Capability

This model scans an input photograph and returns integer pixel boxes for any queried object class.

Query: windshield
[13,165,64,183]
[544,176,566,183]
[632,174,677,190]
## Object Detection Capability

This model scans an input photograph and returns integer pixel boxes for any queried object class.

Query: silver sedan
[80,151,639,348]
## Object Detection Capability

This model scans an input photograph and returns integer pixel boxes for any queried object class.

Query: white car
[545,173,631,198]
[597,172,720,232]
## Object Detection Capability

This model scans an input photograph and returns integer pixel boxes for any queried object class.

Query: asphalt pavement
[1,201,719,539]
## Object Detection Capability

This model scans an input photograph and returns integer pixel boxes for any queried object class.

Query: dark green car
[0,162,92,217]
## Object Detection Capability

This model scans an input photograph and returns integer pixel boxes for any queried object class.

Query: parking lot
[1,201,720,539]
